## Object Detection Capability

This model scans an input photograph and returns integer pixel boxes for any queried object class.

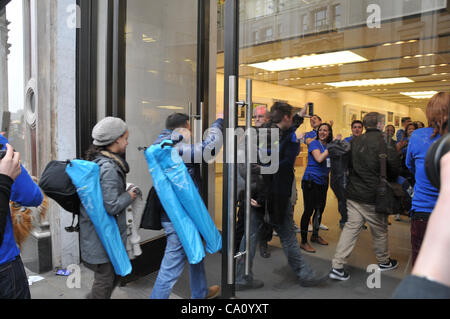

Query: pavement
[27,242,404,300]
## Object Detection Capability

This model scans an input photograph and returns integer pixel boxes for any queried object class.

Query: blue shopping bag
[66,160,132,276]
[152,141,222,254]
[144,144,205,264]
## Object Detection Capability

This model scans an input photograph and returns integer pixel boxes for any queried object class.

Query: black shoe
[259,242,271,258]
[378,259,399,271]
[329,268,350,281]
[298,273,329,287]
[235,279,264,291]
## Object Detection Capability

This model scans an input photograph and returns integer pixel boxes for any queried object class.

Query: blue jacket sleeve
[0,136,43,207]
[405,136,414,173]
[177,118,224,162]
[10,164,43,207]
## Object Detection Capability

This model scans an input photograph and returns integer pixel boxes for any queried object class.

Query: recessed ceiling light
[325,77,414,87]
[248,51,367,72]
[156,105,185,110]
[400,91,438,99]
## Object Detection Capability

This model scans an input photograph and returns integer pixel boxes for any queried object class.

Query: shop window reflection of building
[314,8,328,30]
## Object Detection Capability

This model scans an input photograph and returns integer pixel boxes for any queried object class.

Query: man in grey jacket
[81,117,136,299]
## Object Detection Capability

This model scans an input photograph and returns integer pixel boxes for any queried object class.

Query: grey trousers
[86,262,121,299]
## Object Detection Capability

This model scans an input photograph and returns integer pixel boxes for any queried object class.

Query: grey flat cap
[92,117,128,146]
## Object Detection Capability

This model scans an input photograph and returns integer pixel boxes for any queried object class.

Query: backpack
[39,160,81,232]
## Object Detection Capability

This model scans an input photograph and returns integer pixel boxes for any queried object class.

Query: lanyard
[318,141,326,153]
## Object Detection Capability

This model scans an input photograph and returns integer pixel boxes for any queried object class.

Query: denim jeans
[0,256,31,299]
[150,213,208,299]
[236,204,315,284]
[235,206,265,284]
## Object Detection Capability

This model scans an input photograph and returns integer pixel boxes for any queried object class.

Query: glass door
[125,0,199,245]
[221,0,450,299]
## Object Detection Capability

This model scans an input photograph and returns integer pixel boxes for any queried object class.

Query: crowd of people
[234,92,449,293]
[0,91,449,299]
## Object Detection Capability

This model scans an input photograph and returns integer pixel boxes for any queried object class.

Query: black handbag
[375,136,404,215]
[140,187,163,230]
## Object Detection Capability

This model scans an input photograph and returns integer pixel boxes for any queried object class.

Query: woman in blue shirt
[406,92,448,266]
[300,123,332,253]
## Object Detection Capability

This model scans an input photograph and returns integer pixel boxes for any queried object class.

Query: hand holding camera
[0,144,21,181]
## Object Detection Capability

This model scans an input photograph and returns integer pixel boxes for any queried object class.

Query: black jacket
[346,129,400,205]
[264,115,303,225]
[0,174,13,249]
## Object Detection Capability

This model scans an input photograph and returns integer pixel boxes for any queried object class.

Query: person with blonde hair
[406,92,449,266]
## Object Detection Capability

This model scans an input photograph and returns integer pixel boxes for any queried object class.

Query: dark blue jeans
[0,256,31,299]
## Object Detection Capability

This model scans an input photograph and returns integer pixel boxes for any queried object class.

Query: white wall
[216,72,420,139]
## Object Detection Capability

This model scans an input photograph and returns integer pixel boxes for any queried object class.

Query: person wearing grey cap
[81,117,137,299]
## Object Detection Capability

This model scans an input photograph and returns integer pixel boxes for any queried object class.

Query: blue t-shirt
[397,137,410,155]
[405,128,440,213]
[396,129,407,142]
[0,136,43,265]
[303,139,330,185]
[344,135,353,143]
[304,130,317,144]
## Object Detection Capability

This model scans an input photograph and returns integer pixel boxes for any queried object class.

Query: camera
[0,144,5,160]
[307,102,314,117]
[425,133,450,189]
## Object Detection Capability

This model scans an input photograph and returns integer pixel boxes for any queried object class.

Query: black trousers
[330,173,347,227]
[300,180,328,243]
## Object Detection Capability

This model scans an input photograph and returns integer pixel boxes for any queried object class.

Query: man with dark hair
[397,117,412,142]
[150,112,223,299]
[235,102,327,290]
[329,120,364,230]
[304,115,322,145]
[344,120,364,143]
[165,113,190,131]
[330,112,400,281]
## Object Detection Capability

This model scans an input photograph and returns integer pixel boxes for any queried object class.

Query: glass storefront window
[216,1,450,289]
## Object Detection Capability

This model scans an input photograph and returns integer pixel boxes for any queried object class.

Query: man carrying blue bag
[148,112,223,299]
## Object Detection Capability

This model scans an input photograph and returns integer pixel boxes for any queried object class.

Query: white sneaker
[320,224,329,231]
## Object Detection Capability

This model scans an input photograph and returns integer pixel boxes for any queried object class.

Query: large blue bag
[144,144,205,264]
[152,142,222,254]
[66,160,132,276]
